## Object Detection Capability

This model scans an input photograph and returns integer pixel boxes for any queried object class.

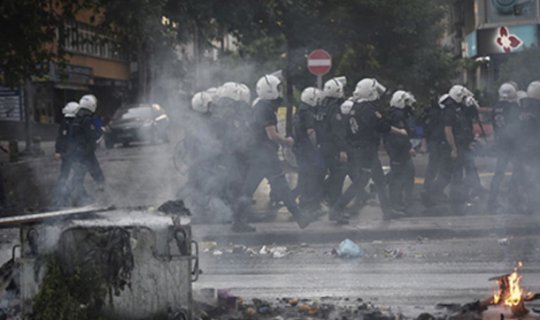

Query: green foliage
[208,0,459,103]
[31,255,108,320]
[0,0,100,86]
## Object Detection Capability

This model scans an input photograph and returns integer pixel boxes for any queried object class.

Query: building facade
[455,0,540,92]
[0,9,131,141]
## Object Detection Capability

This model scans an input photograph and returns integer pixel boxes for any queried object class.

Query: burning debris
[488,261,540,317]
[431,262,540,320]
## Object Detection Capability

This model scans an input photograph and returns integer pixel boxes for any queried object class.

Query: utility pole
[23,80,33,154]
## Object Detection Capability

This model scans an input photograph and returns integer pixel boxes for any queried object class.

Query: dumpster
[16,209,198,319]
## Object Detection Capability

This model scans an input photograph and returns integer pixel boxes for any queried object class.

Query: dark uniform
[68,108,104,205]
[234,98,309,231]
[421,101,447,203]
[315,97,348,205]
[292,102,324,210]
[384,107,415,211]
[487,99,522,210]
[332,100,393,218]
[52,116,75,207]
[210,97,246,205]
[182,108,228,221]
[516,97,540,210]
[433,98,475,212]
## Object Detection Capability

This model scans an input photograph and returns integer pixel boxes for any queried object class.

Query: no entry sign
[307,49,332,76]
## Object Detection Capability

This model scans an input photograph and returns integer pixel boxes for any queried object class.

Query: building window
[63,21,126,61]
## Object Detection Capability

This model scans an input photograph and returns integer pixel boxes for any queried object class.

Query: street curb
[195,224,540,246]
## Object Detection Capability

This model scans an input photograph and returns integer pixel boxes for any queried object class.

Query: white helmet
[448,85,473,104]
[438,94,450,109]
[404,92,416,107]
[527,81,540,100]
[300,87,322,107]
[498,83,518,102]
[205,87,218,100]
[191,91,212,114]
[256,75,282,100]
[340,99,354,115]
[390,90,408,109]
[79,94,97,113]
[353,78,387,102]
[323,78,345,99]
[62,102,79,118]
[217,82,241,101]
[517,90,528,105]
[238,83,251,104]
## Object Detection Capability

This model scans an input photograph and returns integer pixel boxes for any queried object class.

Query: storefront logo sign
[495,26,523,53]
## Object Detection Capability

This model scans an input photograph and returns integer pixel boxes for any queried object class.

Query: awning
[54,83,90,91]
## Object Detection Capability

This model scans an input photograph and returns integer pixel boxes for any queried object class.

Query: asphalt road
[195,235,540,318]
[3,142,538,319]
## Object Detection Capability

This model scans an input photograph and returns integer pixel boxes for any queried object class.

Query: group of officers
[53,94,105,208]
[187,74,540,232]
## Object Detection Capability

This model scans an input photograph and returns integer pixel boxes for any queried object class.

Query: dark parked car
[104,104,170,148]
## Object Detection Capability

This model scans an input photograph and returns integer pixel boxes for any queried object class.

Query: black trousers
[432,145,470,210]
[424,142,447,194]
[333,146,389,212]
[69,152,104,206]
[294,146,324,209]
[234,149,301,223]
[320,143,348,205]
[388,157,415,209]
[51,155,74,207]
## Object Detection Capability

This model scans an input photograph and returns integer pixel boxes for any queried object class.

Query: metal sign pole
[317,75,322,90]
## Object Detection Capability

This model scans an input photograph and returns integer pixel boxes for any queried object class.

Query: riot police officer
[68,94,104,205]
[232,75,312,232]
[316,77,348,206]
[51,101,79,207]
[421,94,448,206]
[487,83,523,212]
[293,87,324,210]
[433,85,477,213]
[517,81,540,209]
[332,78,408,222]
[384,91,416,212]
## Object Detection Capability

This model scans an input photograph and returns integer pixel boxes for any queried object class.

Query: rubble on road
[193,294,398,320]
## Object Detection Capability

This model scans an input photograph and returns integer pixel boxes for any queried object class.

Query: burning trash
[488,261,539,317]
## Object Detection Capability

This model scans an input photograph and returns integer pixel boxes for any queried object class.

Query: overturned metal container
[9,207,198,319]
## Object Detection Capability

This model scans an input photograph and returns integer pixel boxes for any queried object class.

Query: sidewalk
[192,206,540,245]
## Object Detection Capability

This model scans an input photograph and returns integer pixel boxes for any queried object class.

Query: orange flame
[493,261,526,307]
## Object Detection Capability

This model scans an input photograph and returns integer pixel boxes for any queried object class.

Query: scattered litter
[288,298,299,306]
[384,248,404,259]
[269,246,288,258]
[335,239,363,258]
[245,248,257,256]
[212,250,223,256]
[417,236,428,243]
[259,245,269,255]
[201,241,218,252]
[498,238,509,246]
[232,245,246,254]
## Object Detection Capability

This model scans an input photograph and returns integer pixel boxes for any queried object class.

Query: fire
[492,261,526,307]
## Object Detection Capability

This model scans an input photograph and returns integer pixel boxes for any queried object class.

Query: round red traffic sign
[307,49,332,76]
